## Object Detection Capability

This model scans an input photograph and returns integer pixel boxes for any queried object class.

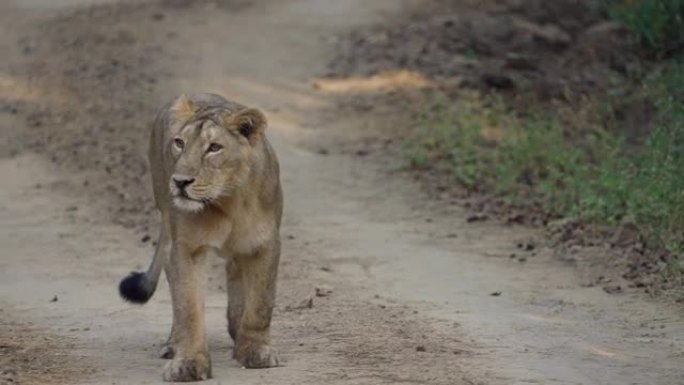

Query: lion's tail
[118,227,168,304]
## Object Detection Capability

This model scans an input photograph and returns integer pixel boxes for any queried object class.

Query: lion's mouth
[173,187,200,201]
[172,194,208,212]
[170,182,213,212]
[175,191,210,203]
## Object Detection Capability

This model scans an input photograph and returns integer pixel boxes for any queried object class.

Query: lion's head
[165,95,267,212]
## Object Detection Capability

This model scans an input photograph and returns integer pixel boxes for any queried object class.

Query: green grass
[604,0,684,55]
[406,60,684,252]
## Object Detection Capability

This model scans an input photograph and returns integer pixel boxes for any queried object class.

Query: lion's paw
[162,354,211,382]
[235,344,279,369]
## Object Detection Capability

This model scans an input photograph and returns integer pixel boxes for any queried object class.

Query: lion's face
[167,106,266,213]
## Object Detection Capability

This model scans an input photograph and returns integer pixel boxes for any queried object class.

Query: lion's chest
[177,215,232,251]
[177,209,274,257]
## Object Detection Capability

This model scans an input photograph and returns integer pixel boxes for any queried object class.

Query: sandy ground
[1,1,683,384]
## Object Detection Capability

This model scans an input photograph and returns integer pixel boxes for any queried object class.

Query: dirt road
[1,1,683,384]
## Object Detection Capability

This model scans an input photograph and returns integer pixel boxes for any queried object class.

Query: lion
[118,93,282,382]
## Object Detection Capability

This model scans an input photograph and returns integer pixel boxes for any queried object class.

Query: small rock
[517,242,535,251]
[506,213,525,224]
[50,295,58,303]
[466,213,488,223]
[315,285,333,297]
[584,21,624,37]
[285,296,314,311]
[416,345,426,352]
[490,291,502,297]
[481,73,515,90]
[504,53,537,71]
[296,297,314,309]
[513,18,571,47]
[141,234,151,243]
[548,217,581,230]
[603,285,623,294]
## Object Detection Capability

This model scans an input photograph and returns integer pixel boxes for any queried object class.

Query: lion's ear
[169,94,196,122]
[226,108,267,146]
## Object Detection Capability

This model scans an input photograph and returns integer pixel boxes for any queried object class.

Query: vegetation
[604,0,684,55]
[406,1,684,257]
[406,60,683,252]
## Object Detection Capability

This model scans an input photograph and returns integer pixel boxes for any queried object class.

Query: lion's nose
[173,176,195,190]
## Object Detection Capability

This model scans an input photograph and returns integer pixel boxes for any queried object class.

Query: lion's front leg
[159,260,178,359]
[233,242,280,369]
[160,221,177,359]
[162,244,211,382]
[226,258,244,343]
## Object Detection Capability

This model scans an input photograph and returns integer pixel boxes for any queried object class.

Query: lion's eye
[173,138,185,150]
[207,143,223,153]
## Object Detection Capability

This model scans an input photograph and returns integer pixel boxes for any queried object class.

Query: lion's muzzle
[172,175,195,195]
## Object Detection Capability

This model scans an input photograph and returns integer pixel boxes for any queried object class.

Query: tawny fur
[120,93,282,382]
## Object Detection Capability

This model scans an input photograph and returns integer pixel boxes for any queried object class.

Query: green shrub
[406,61,684,252]
[605,0,684,54]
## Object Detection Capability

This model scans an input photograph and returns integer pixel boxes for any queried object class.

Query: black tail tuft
[119,272,154,304]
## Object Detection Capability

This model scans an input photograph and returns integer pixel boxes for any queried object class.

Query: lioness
[119,93,282,382]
